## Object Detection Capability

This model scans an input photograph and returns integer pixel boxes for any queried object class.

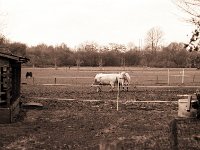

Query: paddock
[0,67,199,149]
[1,85,200,149]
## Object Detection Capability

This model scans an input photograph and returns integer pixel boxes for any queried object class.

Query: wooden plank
[6,87,12,107]
[0,98,20,124]
[10,98,20,123]
[2,66,12,107]
[169,119,178,150]
[0,69,2,101]
[0,53,19,61]
[0,73,12,77]
[0,108,11,123]
[27,96,178,103]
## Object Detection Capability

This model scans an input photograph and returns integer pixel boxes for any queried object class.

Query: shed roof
[0,48,29,63]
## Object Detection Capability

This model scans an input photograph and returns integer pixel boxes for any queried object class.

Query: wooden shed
[0,49,29,123]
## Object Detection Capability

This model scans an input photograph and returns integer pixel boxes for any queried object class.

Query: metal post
[117,77,120,111]
[181,69,184,84]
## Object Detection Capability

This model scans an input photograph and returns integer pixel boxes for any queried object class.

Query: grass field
[22,67,200,86]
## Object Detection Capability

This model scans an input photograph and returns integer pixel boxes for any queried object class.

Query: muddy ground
[0,85,200,150]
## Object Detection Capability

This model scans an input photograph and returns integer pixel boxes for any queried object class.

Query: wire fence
[22,75,200,86]
[21,68,200,86]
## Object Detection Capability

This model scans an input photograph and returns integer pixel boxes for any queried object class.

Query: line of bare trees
[0,28,200,68]
[1,40,199,68]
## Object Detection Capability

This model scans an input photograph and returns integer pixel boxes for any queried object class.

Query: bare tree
[0,16,6,45]
[0,34,6,45]
[74,46,83,70]
[174,0,200,20]
[97,46,106,69]
[174,0,200,51]
[0,10,8,46]
[126,42,136,51]
[145,27,164,52]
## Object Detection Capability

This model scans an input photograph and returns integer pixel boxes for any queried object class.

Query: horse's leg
[96,87,99,92]
[119,84,121,91]
[121,81,125,91]
[121,86,124,91]
[109,83,114,92]
[97,85,102,92]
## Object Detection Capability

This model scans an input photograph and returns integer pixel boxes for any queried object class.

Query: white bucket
[178,99,198,118]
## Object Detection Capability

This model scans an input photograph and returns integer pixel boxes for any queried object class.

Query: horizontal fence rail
[22,76,200,86]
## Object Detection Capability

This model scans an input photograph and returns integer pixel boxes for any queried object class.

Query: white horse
[92,72,131,92]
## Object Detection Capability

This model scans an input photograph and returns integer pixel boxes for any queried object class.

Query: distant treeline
[3,42,200,68]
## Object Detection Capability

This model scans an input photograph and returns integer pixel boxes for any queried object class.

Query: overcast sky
[0,0,195,48]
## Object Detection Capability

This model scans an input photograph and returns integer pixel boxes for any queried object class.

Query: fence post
[181,69,184,84]
[169,119,178,150]
[168,69,170,85]
[117,77,120,111]
[193,75,195,83]
[54,78,57,84]
[156,75,158,84]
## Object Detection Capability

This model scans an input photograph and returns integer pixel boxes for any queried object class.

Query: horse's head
[120,72,130,83]
[125,73,131,83]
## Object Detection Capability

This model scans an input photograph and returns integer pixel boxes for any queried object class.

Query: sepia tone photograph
[0,0,200,149]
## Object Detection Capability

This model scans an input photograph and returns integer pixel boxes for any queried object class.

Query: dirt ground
[0,85,200,150]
